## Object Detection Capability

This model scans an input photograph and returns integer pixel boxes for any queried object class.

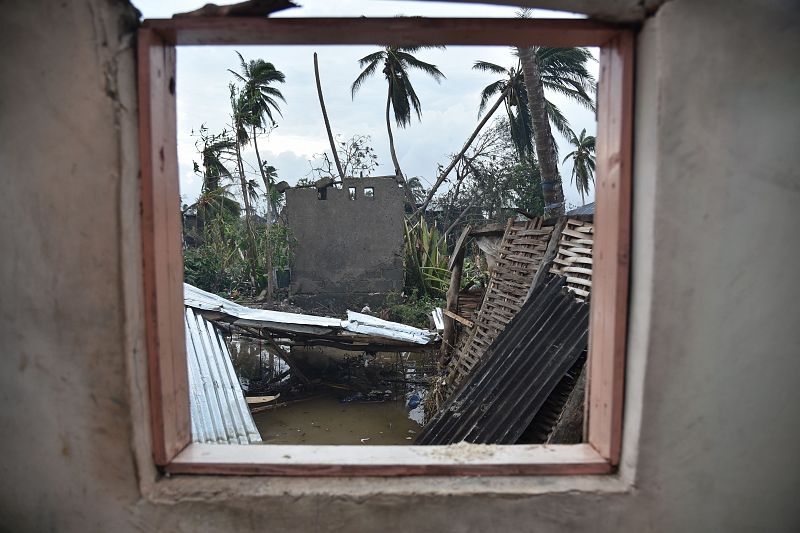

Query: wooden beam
[587,29,634,466]
[441,225,471,362]
[526,217,567,300]
[265,336,310,385]
[443,309,474,329]
[138,28,191,466]
[143,17,623,47]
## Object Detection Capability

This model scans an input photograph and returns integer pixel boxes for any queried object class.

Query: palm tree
[193,127,241,221]
[562,127,596,205]
[229,51,286,220]
[515,9,596,217]
[414,51,594,218]
[351,45,445,203]
[475,53,594,159]
[229,83,260,289]
[230,53,286,299]
[473,61,533,160]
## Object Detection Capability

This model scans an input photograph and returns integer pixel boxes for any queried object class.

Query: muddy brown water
[230,337,430,445]
[253,393,423,445]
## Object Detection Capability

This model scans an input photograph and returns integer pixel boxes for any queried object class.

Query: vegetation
[384,290,445,330]
[351,45,445,203]
[182,42,597,317]
[306,134,379,182]
[403,217,450,298]
[562,128,596,205]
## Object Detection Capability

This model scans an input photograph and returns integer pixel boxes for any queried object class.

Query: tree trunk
[517,46,565,217]
[412,86,510,219]
[251,125,274,300]
[234,132,260,287]
[385,86,416,205]
[314,52,345,181]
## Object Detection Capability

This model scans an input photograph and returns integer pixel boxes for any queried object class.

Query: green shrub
[384,290,444,329]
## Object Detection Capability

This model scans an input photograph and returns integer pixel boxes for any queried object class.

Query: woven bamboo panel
[549,218,594,300]
[446,218,553,392]
[457,287,484,322]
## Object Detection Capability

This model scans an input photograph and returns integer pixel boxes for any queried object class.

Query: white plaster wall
[0,0,798,531]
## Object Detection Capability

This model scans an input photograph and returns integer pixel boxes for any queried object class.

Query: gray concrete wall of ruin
[285,177,405,306]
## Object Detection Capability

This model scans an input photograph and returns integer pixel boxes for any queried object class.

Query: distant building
[285,176,405,309]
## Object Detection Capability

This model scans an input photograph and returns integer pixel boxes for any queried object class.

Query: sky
[133,0,598,211]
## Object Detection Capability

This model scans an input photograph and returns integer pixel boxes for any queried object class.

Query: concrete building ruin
[285,177,405,308]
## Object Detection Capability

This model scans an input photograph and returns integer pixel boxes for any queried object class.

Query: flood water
[228,337,432,445]
[253,393,422,445]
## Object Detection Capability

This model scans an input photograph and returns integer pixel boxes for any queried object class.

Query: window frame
[138,16,633,476]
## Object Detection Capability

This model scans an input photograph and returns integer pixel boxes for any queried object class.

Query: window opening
[138,15,632,474]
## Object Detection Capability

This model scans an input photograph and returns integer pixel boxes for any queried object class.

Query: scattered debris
[416,276,589,445]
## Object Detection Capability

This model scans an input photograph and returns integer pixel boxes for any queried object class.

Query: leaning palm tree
[562,127,596,205]
[473,61,534,160]
[229,51,286,219]
[476,53,594,160]
[516,8,595,216]
[351,45,445,203]
[414,52,594,218]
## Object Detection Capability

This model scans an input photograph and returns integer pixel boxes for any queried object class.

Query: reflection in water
[228,336,434,445]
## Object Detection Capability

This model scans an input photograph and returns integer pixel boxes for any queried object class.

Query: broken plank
[443,309,475,328]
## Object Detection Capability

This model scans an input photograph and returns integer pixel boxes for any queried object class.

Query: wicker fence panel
[549,218,594,300]
[446,218,553,392]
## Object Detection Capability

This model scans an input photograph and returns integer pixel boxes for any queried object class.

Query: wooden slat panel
[138,28,190,465]
[144,17,622,47]
[550,219,594,300]
[441,218,553,398]
[587,29,634,466]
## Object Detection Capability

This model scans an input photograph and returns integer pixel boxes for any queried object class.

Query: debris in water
[360,437,370,443]
[407,392,421,409]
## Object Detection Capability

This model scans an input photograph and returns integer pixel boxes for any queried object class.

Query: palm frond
[542,78,596,111]
[394,51,445,82]
[545,99,573,141]
[472,60,508,74]
[390,76,412,127]
[356,51,386,68]
[478,79,506,117]
[351,58,381,98]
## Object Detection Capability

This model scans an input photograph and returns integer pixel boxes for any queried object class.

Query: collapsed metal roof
[184,283,438,347]
[184,306,262,445]
[416,276,589,445]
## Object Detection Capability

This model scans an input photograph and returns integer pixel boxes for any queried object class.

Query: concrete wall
[285,177,405,307]
[1,0,798,531]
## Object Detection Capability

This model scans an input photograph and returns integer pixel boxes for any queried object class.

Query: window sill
[165,442,611,477]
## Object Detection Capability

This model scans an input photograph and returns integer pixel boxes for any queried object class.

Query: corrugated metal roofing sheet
[566,202,595,217]
[184,283,437,345]
[185,307,262,444]
[416,276,589,445]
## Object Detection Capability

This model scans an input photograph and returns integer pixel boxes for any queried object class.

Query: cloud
[139,0,597,209]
